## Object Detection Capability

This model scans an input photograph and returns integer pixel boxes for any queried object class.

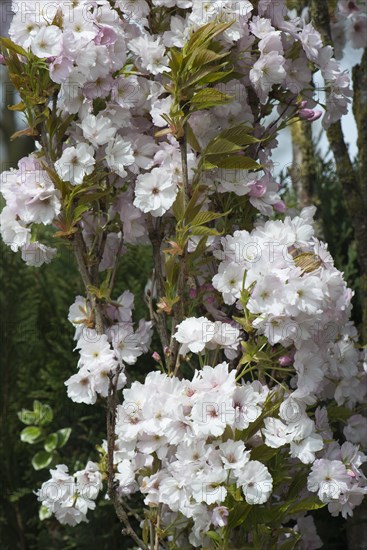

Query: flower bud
[273,201,286,213]
[299,108,323,121]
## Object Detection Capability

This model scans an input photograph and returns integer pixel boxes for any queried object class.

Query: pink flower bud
[248,180,267,198]
[274,201,286,213]
[163,346,171,356]
[279,355,294,366]
[189,288,197,299]
[299,108,323,122]
[299,100,308,109]
[152,352,161,362]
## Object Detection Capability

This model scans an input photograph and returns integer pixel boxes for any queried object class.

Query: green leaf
[190,210,227,227]
[286,471,308,501]
[172,187,186,222]
[8,101,26,111]
[206,138,243,157]
[215,156,261,170]
[0,37,28,57]
[186,123,201,152]
[187,48,228,70]
[56,428,72,449]
[34,401,53,426]
[20,426,43,444]
[191,88,233,110]
[227,502,251,531]
[181,66,232,89]
[250,445,279,463]
[8,488,32,503]
[169,49,183,75]
[190,226,222,237]
[206,530,222,542]
[39,505,52,521]
[18,409,37,425]
[218,124,262,146]
[284,496,326,515]
[32,450,53,471]
[185,21,234,55]
[44,433,58,452]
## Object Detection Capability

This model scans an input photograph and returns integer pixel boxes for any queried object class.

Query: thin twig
[169,127,189,373]
[107,368,148,550]
[73,230,105,334]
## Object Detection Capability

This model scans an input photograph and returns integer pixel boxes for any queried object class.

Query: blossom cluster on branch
[0,0,366,548]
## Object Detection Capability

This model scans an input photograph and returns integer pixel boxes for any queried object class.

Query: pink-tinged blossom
[307,459,350,502]
[133,168,177,217]
[237,461,273,504]
[105,137,135,178]
[55,144,95,185]
[30,25,63,58]
[128,34,170,75]
[250,51,286,103]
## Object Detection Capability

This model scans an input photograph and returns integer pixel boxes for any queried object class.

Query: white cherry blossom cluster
[65,291,153,404]
[109,363,366,546]
[1,0,354,264]
[173,316,241,359]
[0,156,59,265]
[1,0,365,545]
[37,461,102,526]
[113,363,273,546]
[211,206,367,407]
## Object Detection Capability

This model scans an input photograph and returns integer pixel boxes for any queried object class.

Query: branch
[107,369,149,550]
[290,120,316,208]
[72,230,105,335]
[169,127,189,373]
[147,217,170,352]
[311,0,367,339]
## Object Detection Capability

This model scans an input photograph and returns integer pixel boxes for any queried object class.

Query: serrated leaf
[188,48,228,70]
[190,210,227,227]
[187,236,208,262]
[186,123,201,152]
[190,226,222,236]
[205,138,243,156]
[218,124,262,146]
[185,21,234,55]
[32,450,53,471]
[216,156,261,170]
[44,433,58,452]
[172,187,186,222]
[20,426,43,444]
[191,88,233,110]
[198,68,234,85]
